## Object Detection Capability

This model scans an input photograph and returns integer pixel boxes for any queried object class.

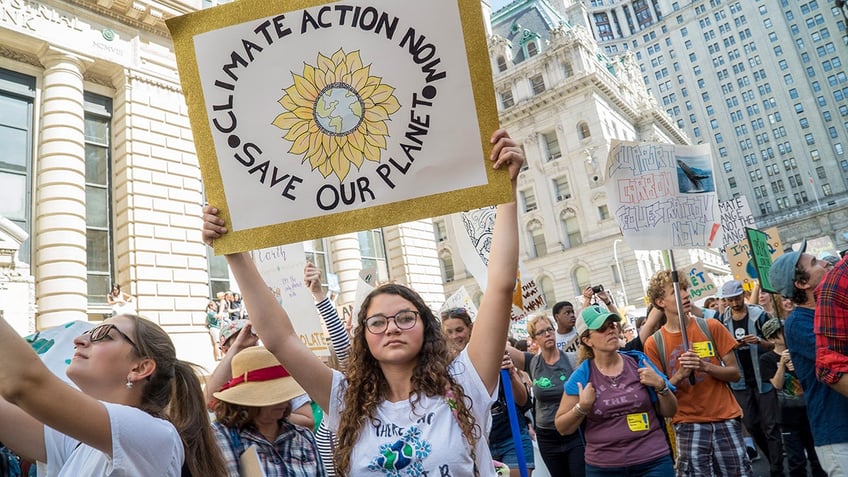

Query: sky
[490,0,514,12]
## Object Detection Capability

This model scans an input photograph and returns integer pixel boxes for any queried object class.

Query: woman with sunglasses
[202,129,523,476]
[508,315,585,476]
[0,314,225,476]
[554,306,677,476]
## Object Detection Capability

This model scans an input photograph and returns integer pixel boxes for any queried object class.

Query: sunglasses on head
[84,323,141,354]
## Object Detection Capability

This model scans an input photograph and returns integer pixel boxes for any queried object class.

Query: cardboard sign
[452,207,545,321]
[167,0,510,254]
[718,196,756,250]
[726,227,783,290]
[441,286,479,321]
[249,244,329,356]
[746,228,777,294]
[606,141,721,250]
[686,261,717,299]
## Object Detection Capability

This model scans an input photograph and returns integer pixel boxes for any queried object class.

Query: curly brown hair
[211,400,262,430]
[645,269,687,310]
[334,284,481,476]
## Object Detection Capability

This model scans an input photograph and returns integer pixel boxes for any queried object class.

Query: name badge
[626,412,650,432]
[692,341,716,358]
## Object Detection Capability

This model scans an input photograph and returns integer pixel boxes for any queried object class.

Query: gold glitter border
[167,0,510,255]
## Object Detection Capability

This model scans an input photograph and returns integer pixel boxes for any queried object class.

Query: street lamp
[613,239,629,306]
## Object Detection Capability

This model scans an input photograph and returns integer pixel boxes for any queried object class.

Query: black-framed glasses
[365,310,419,334]
[84,324,141,354]
[533,327,555,338]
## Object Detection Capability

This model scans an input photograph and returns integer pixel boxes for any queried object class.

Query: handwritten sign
[606,141,721,250]
[441,286,479,321]
[726,227,783,291]
[746,228,777,294]
[718,196,756,250]
[167,0,510,254]
[249,243,329,356]
[452,207,545,320]
[686,261,717,299]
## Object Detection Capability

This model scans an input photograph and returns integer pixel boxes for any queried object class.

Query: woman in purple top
[555,306,677,476]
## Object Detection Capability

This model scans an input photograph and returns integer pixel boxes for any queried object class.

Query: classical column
[329,233,364,311]
[35,49,90,328]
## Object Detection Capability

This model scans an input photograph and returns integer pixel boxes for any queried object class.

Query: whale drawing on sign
[677,159,710,192]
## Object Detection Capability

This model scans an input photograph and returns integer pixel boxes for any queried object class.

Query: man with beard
[720,280,782,477]
[770,241,848,475]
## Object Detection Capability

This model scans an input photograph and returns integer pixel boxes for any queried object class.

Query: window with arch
[527,41,539,57]
[561,210,582,247]
[577,122,591,139]
[573,266,590,295]
[497,55,508,72]
[527,220,547,258]
[539,276,555,305]
[438,250,455,283]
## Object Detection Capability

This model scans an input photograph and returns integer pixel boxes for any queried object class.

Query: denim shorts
[488,426,535,469]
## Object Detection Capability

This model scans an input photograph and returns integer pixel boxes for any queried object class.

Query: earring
[126,377,133,389]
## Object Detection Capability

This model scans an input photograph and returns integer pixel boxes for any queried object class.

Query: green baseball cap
[577,305,622,335]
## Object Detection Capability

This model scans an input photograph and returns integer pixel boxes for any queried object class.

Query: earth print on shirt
[368,426,432,476]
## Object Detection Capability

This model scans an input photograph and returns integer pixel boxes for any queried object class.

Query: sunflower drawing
[272,49,401,182]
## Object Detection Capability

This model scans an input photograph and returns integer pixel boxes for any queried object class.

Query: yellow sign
[692,340,716,358]
[626,412,650,432]
[167,0,510,254]
[726,227,783,291]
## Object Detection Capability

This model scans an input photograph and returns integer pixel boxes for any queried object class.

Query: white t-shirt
[327,349,497,477]
[556,330,578,352]
[44,401,183,477]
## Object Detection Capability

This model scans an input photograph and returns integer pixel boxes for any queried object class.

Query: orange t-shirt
[644,317,742,424]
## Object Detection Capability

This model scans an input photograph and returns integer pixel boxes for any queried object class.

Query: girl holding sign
[0,314,225,476]
[555,306,677,477]
[202,129,523,476]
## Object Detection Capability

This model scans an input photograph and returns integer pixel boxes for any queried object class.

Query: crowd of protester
[1,129,847,476]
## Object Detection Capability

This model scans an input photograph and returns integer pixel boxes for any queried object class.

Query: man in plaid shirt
[815,253,848,398]
[769,240,848,475]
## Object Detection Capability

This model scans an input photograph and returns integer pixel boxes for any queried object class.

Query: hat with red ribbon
[213,346,305,407]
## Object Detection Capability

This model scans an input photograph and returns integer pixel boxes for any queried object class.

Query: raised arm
[202,216,334,411]
[306,262,351,370]
[0,318,114,458]
[466,129,523,394]
[203,321,259,407]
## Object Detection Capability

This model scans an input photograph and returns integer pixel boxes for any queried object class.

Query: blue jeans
[585,454,674,477]
[489,425,535,469]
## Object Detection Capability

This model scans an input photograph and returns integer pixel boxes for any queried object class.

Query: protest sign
[26,321,95,384]
[726,227,783,291]
[747,227,777,294]
[606,141,722,250]
[718,196,756,250]
[685,261,717,299]
[441,286,479,321]
[249,243,329,356]
[167,0,511,254]
[452,207,545,320]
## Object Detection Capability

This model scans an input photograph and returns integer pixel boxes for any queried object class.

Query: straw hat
[213,347,305,407]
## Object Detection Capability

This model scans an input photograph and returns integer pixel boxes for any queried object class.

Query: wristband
[574,403,588,416]
[656,385,670,396]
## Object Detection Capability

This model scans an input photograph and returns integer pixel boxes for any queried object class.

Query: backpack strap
[651,330,667,376]
[693,317,713,344]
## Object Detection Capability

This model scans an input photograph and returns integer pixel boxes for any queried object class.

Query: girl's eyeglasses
[365,310,419,334]
[84,324,141,354]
